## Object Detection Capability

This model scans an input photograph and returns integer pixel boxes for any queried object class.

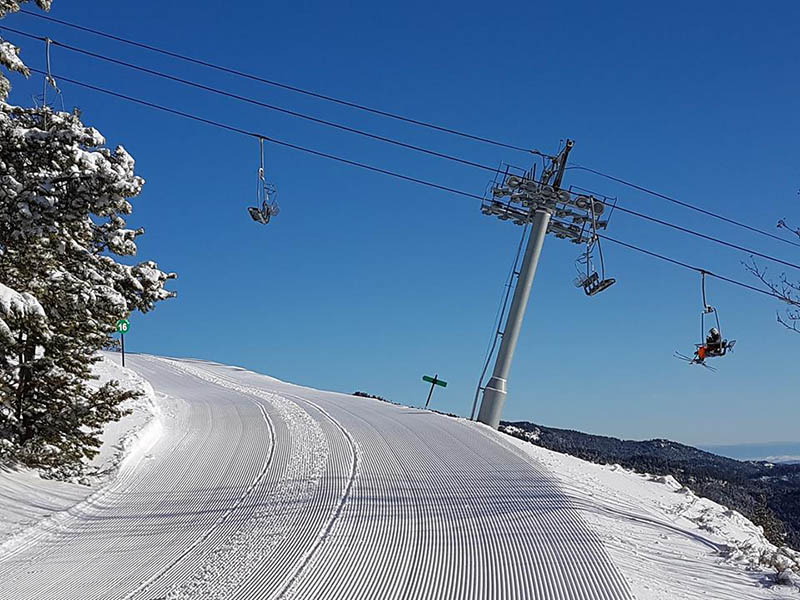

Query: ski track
[0,356,634,599]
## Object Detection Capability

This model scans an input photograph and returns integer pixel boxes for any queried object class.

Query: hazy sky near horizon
[701,442,800,463]
[4,1,799,445]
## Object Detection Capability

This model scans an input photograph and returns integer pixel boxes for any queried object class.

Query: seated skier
[704,327,724,356]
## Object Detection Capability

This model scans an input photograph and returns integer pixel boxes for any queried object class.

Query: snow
[490,428,800,598]
[0,355,796,599]
[0,281,47,342]
[0,353,160,544]
[0,466,87,542]
[85,353,162,481]
[503,423,541,441]
[0,40,28,75]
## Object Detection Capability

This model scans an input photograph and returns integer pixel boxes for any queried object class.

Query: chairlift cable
[1,26,518,177]
[15,10,547,157]
[11,16,796,251]
[11,25,799,270]
[28,68,799,308]
[597,234,797,305]
[28,69,491,205]
[569,165,800,249]
[570,185,800,273]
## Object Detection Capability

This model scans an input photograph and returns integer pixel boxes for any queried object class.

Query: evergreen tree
[0,1,51,99]
[0,1,176,475]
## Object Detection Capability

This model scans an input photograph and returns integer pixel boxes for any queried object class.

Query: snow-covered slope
[499,428,800,598]
[0,355,796,599]
[0,354,159,542]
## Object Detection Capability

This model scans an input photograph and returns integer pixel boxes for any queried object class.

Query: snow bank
[85,352,162,482]
[490,425,800,598]
[0,353,161,543]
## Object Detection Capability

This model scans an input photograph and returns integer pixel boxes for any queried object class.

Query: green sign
[422,375,447,387]
[116,318,130,334]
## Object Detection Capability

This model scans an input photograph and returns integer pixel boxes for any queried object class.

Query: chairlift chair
[248,182,280,224]
[580,272,617,296]
[248,138,280,225]
[698,304,736,358]
[675,273,736,369]
[574,195,616,296]
[248,204,272,225]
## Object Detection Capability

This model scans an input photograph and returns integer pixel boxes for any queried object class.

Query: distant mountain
[700,442,800,464]
[502,421,800,550]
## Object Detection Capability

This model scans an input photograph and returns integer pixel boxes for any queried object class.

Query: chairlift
[32,38,65,124]
[248,138,280,225]
[573,196,615,296]
[675,272,736,369]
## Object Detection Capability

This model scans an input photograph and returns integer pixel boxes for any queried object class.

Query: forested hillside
[502,421,800,550]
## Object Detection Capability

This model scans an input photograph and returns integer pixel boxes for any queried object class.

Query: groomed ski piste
[0,354,798,599]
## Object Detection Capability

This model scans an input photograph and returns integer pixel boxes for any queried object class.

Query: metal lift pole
[476,142,573,428]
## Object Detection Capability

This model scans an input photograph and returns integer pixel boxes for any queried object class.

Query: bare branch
[744,257,800,306]
[754,193,800,332]
[777,311,800,333]
[745,257,800,334]
[777,217,800,240]
[778,272,800,293]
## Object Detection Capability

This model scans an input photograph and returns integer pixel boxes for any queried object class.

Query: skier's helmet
[709,328,719,337]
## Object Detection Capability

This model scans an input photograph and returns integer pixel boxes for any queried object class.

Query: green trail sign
[115,319,130,367]
[422,373,447,409]
[422,375,447,387]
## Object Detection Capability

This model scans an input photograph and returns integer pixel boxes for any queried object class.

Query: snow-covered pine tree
[0,1,52,99]
[0,1,177,475]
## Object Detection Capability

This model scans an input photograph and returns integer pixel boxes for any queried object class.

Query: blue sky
[4,1,799,445]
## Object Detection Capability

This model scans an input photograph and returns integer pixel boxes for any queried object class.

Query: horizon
[121,348,798,449]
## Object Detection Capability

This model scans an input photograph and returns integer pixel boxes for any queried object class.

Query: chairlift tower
[476,140,612,428]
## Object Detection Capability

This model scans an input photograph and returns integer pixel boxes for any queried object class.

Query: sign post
[115,318,130,367]
[422,374,447,408]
